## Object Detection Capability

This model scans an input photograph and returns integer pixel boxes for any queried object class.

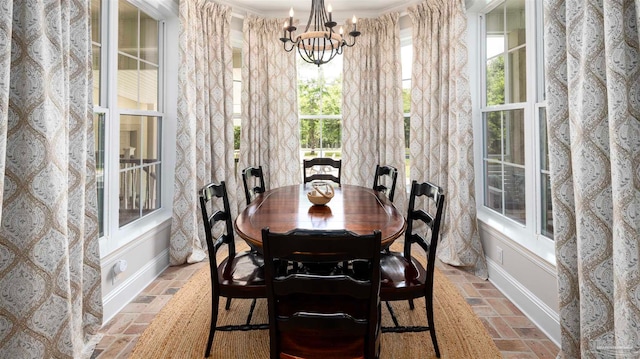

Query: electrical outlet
[496,246,503,265]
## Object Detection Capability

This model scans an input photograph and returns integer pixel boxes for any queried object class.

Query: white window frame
[96,0,175,257]
[474,0,555,264]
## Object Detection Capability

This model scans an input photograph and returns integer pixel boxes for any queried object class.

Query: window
[233,48,241,167]
[92,0,165,251]
[401,42,412,184]
[479,0,553,257]
[298,57,343,163]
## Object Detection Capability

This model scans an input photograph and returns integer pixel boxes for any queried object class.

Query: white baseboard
[486,258,561,346]
[102,248,169,324]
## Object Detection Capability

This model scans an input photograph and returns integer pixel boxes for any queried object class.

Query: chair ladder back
[303,157,342,185]
[273,274,374,299]
[404,180,446,262]
[277,313,370,336]
[242,165,266,205]
[373,165,398,202]
[199,181,236,274]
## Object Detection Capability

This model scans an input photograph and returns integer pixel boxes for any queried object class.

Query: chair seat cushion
[379,251,427,300]
[218,251,265,289]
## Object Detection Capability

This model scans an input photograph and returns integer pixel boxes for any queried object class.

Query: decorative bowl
[307,183,335,206]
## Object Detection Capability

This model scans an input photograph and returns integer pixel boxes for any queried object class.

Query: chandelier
[279,0,360,66]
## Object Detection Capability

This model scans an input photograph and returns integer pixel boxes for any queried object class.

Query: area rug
[130,244,500,358]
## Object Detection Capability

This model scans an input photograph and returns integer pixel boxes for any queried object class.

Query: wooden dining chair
[303,157,342,185]
[262,228,382,359]
[241,165,266,205]
[199,181,266,357]
[379,180,445,358]
[372,165,398,202]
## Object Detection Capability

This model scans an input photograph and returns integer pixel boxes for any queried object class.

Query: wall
[101,220,171,322]
[479,222,560,344]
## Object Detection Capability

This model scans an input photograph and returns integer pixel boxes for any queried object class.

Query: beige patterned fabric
[545,1,640,357]
[408,0,487,278]
[0,3,9,221]
[0,1,103,357]
[170,0,237,265]
[342,13,407,209]
[239,15,300,194]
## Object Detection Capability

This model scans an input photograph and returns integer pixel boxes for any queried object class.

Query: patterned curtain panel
[0,4,9,220]
[342,13,407,209]
[170,0,237,265]
[239,15,300,194]
[0,1,103,358]
[545,1,640,357]
[408,0,487,278]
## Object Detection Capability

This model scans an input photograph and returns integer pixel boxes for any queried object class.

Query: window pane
[119,167,140,226]
[322,120,341,154]
[485,4,505,106]
[139,62,158,111]
[539,108,549,171]
[91,0,101,107]
[233,49,242,116]
[504,165,526,224]
[483,109,526,221]
[91,0,101,42]
[119,114,162,228]
[485,111,502,157]
[118,54,138,108]
[118,0,138,57]
[297,56,342,115]
[321,79,342,115]
[92,45,101,106]
[301,119,321,151]
[140,12,158,64]
[120,115,142,161]
[94,113,105,237]
[140,116,161,161]
[402,81,411,114]
[541,173,554,237]
[486,56,505,106]
[504,109,525,165]
[507,47,527,103]
[485,160,503,213]
[485,0,526,106]
[486,4,504,35]
[141,164,160,213]
[539,107,553,239]
[506,0,526,50]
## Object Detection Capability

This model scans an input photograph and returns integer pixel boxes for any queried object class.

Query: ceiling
[216,0,423,19]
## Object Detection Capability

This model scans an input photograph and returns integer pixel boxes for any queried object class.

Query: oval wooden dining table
[235,184,406,250]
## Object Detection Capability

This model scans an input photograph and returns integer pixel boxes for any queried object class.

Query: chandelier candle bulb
[328,4,332,21]
[352,15,357,31]
[289,8,294,27]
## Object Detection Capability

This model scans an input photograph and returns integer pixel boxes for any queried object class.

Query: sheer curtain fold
[408,0,487,278]
[0,1,103,358]
[170,0,237,265]
[239,15,300,194]
[545,0,640,357]
[342,13,407,209]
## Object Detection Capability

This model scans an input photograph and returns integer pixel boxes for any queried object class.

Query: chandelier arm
[282,39,296,52]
